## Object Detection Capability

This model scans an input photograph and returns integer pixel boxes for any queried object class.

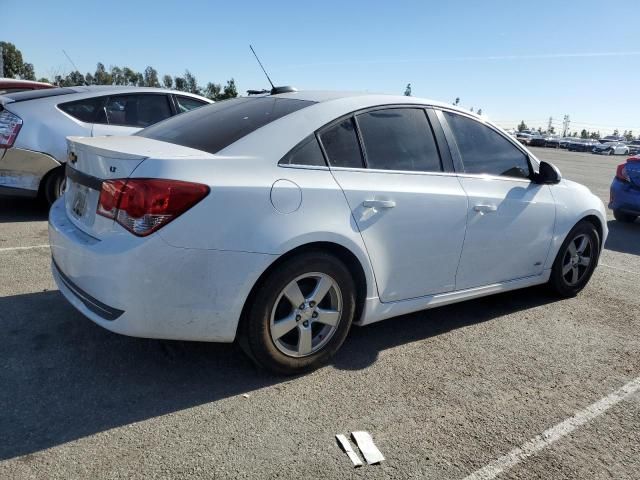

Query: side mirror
[535,160,561,184]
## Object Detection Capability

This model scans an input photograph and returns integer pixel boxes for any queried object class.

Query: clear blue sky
[3,0,639,134]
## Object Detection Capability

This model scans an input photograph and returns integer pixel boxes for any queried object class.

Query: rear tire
[548,221,600,298]
[243,251,356,375]
[42,167,66,206]
[613,210,637,223]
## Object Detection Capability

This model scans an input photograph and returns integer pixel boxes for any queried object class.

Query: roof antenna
[249,45,296,95]
[62,49,88,86]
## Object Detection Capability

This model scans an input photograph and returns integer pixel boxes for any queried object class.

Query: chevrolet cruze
[48,91,607,374]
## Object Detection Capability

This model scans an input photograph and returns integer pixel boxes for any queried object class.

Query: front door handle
[363,199,396,209]
[473,204,497,214]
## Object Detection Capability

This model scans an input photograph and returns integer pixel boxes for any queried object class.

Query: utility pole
[562,115,570,137]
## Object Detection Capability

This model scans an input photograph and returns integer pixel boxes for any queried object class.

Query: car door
[92,93,173,137]
[438,110,556,290]
[319,107,468,302]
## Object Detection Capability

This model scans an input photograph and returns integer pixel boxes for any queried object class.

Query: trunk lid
[64,135,207,237]
[627,159,640,188]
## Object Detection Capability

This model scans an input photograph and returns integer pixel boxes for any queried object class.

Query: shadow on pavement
[0,197,49,223]
[0,285,560,460]
[605,220,640,256]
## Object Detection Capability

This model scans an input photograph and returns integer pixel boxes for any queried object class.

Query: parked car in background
[627,140,640,155]
[516,130,544,146]
[559,137,574,149]
[544,135,560,148]
[600,135,625,144]
[0,78,53,95]
[592,142,630,156]
[609,156,640,222]
[568,138,600,152]
[49,91,607,374]
[0,86,212,203]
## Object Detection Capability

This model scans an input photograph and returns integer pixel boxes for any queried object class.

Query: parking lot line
[0,244,50,253]
[462,376,640,480]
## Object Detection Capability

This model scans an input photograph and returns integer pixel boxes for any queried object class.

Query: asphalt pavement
[0,147,638,479]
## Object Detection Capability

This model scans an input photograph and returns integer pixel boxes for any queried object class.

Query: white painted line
[463,376,640,480]
[0,244,50,253]
[600,263,640,276]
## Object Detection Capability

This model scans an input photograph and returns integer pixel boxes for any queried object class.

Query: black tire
[613,210,637,223]
[42,167,66,205]
[548,221,600,298]
[607,148,614,156]
[243,251,356,375]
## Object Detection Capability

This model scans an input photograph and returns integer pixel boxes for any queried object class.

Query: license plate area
[71,184,89,218]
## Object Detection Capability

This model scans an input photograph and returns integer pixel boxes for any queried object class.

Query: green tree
[613,129,619,137]
[548,126,555,134]
[143,66,159,87]
[37,77,50,84]
[453,97,460,106]
[174,76,186,91]
[183,70,200,94]
[122,67,138,86]
[517,120,528,132]
[624,130,634,141]
[66,70,85,86]
[21,62,35,80]
[404,83,411,96]
[203,82,221,100]
[84,73,94,85]
[111,66,125,85]
[0,41,24,78]
[477,108,483,116]
[93,62,112,85]
[580,129,588,138]
[162,74,173,89]
[221,79,238,99]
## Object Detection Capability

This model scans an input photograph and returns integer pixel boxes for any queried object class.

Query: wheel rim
[269,272,342,358]
[57,177,67,199]
[561,234,593,286]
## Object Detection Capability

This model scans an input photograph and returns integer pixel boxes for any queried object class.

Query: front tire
[243,251,356,375]
[548,221,600,297]
[614,210,637,223]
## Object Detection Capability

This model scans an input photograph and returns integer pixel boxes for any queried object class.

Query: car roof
[0,85,212,106]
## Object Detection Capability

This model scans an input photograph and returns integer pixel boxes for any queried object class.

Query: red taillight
[616,163,630,183]
[0,110,23,148]
[97,178,209,236]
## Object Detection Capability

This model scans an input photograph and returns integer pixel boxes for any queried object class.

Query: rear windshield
[137,96,315,154]
[1,88,76,102]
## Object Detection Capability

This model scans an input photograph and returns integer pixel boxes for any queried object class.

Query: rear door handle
[473,204,497,214]
[363,200,396,209]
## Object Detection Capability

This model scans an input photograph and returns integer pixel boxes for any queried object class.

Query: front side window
[138,97,315,154]
[105,94,172,127]
[318,118,364,168]
[176,96,208,113]
[445,112,530,179]
[356,108,441,172]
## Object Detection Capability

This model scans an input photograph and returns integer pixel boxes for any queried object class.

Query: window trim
[435,108,536,181]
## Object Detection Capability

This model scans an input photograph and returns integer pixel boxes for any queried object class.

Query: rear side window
[318,118,364,168]
[357,108,441,172]
[138,97,315,154]
[59,97,106,123]
[105,94,172,127]
[444,112,530,179]
[176,96,208,113]
[279,135,326,167]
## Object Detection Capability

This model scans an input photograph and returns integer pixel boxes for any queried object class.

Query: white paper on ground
[351,431,385,465]
[336,434,363,467]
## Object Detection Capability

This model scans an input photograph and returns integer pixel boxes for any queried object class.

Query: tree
[477,108,483,116]
[470,107,474,113]
[517,120,528,132]
[624,130,634,141]
[37,77,50,84]
[84,73,94,85]
[123,67,138,86]
[221,78,237,99]
[111,66,125,85]
[183,70,200,94]
[453,97,460,106]
[93,62,112,85]
[174,76,186,91]
[21,62,35,80]
[572,132,578,137]
[143,66,159,87]
[0,41,24,78]
[162,74,173,89]
[404,83,411,96]
[613,128,619,137]
[589,131,600,139]
[580,129,588,139]
[548,126,555,133]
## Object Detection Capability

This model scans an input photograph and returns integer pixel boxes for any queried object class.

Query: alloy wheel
[561,234,593,286]
[269,272,342,358]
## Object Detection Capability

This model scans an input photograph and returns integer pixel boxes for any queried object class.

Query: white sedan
[0,86,211,203]
[49,91,607,374]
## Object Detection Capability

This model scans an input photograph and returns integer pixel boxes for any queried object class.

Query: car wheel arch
[236,241,369,341]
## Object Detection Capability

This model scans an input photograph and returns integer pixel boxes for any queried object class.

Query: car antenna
[62,49,89,86]
[248,45,296,95]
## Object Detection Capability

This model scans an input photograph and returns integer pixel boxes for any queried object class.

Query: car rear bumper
[0,147,60,195]
[48,198,276,342]
[609,178,640,215]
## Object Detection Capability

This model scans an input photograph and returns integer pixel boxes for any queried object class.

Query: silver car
[0,86,211,203]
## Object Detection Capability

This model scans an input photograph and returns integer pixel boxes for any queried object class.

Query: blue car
[609,156,640,222]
